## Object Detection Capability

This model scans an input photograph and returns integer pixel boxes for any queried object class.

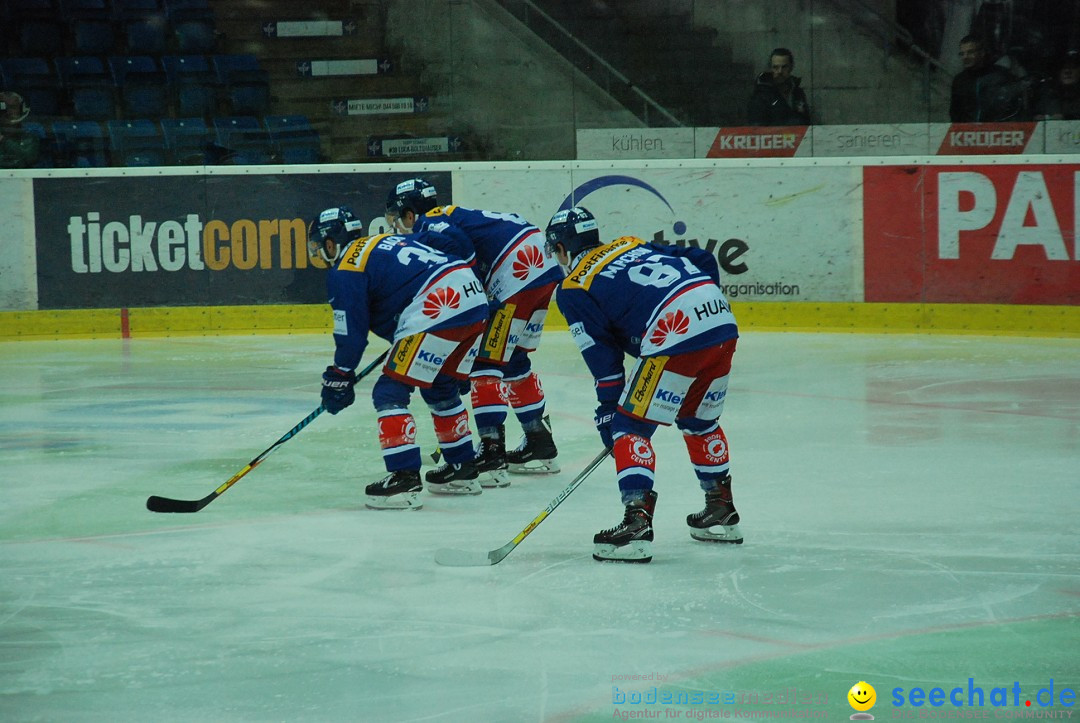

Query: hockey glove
[594,402,617,449]
[321,366,356,414]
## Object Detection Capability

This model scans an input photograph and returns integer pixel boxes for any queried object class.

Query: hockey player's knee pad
[613,433,657,476]
[377,411,417,451]
[470,373,509,410]
[506,371,544,409]
[683,423,730,473]
[431,403,472,446]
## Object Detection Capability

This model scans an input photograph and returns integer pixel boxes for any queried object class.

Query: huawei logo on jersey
[649,310,690,346]
[511,245,544,281]
[422,287,461,318]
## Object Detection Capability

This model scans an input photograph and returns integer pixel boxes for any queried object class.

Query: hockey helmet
[307,206,362,264]
[385,178,438,228]
[0,92,30,126]
[545,206,600,259]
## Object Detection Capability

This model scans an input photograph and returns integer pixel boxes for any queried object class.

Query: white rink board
[454,164,863,301]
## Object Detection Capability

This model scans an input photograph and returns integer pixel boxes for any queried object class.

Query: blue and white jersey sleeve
[555,285,626,406]
[326,265,371,372]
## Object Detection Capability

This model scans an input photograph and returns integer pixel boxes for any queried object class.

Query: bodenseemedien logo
[848,681,877,720]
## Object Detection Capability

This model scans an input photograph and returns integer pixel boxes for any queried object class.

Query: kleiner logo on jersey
[890,678,1075,717]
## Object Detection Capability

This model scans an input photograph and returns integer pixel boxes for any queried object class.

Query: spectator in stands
[0,92,40,169]
[950,35,1028,122]
[1034,50,1080,120]
[747,48,811,126]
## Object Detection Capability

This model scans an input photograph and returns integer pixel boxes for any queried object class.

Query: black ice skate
[507,421,560,475]
[475,430,510,488]
[686,477,743,543]
[425,459,482,495]
[593,490,657,563]
[365,469,423,510]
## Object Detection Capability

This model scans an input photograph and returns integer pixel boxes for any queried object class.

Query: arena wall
[0,157,1077,340]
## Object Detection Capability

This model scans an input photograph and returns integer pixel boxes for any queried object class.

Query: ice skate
[686,478,743,543]
[593,490,657,563]
[365,469,423,510]
[507,423,559,475]
[475,431,510,488]
[425,459,482,495]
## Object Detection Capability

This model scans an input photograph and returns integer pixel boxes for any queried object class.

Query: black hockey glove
[321,366,356,414]
[594,402,616,449]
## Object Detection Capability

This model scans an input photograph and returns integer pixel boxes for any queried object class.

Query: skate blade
[689,522,743,544]
[426,480,482,496]
[479,468,510,488]
[508,459,561,475]
[365,492,423,510]
[592,540,652,563]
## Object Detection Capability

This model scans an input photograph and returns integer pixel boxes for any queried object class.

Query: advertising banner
[703,126,810,158]
[576,128,696,160]
[455,166,862,302]
[863,164,1079,304]
[33,171,451,309]
[810,124,931,157]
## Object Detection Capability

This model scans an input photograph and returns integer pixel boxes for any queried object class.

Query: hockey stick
[146,350,389,513]
[434,447,611,566]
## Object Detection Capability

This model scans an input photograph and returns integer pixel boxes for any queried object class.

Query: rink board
[1,157,1077,339]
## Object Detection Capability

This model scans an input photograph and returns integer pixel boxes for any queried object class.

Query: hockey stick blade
[434,448,611,567]
[146,494,211,513]
[145,350,388,514]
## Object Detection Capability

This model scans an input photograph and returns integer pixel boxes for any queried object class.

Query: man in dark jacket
[747,48,811,126]
[950,35,1028,122]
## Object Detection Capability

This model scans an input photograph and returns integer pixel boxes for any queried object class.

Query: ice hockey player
[544,206,743,563]
[385,178,563,485]
[308,206,489,510]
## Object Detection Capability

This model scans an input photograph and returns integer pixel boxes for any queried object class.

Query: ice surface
[1,331,1077,721]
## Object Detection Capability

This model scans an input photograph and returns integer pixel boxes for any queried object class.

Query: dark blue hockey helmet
[545,206,600,259]
[385,178,439,227]
[307,206,362,263]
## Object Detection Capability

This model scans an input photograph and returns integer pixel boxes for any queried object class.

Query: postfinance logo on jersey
[66,213,328,273]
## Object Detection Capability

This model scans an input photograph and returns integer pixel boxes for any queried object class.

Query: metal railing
[494,0,685,127]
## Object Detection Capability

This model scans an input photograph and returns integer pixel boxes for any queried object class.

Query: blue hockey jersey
[556,236,738,401]
[413,205,562,301]
[327,231,488,371]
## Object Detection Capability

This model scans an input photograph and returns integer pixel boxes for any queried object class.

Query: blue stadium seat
[66,0,116,55]
[167,0,216,54]
[107,119,168,166]
[264,115,322,164]
[212,116,273,164]
[161,117,211,164]
[0,58,63,117]
[211,55,270,115]
[57,57,117,120]
[51,119,109,167]
[20,120,55,167]
[109,56,169,117]
[162,55,218,116]
[112,0,163,19]
[18,19,66,55]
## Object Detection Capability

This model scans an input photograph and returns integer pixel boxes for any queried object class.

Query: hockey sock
[377,409,421,471]
[613,433,656,505]
[470,373,509,435]
[683,423,731,491]
[430,402,475,465]
[505,372,546,428]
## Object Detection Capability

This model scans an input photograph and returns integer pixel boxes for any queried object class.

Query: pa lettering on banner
[863,164,1080,304]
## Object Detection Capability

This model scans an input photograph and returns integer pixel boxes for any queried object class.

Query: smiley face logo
[848,681,876,712]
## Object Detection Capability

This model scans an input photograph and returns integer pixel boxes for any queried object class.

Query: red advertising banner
[935,122,1038,155]
[705,126,809,158]
[864,164,1080,304]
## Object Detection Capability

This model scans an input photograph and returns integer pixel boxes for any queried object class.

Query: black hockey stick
[146,350,389,513]
[435,447,611,566]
